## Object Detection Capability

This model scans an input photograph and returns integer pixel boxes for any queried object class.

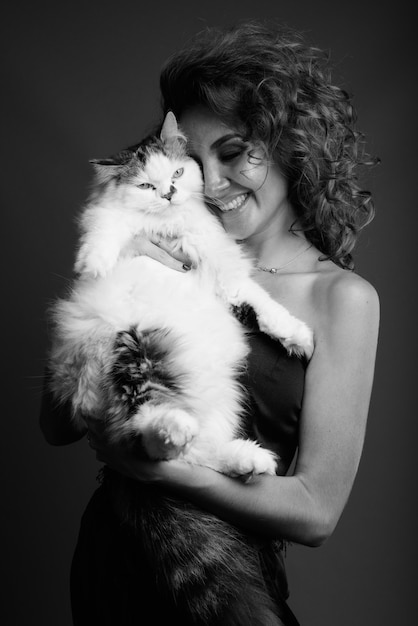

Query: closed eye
[137,182,155,190]
[172,167,184,178]
[220,147,247,163]
[221,152,243,162]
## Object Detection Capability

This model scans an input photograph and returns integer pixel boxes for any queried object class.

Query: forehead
[141,152,174,180]
[179,106,243,157]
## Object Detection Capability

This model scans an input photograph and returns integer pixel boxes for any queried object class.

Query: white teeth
[220,193,248,212]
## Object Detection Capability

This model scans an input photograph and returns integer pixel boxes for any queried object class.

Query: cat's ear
[89,157,119,166]
[160,111,179,141]
[160,111,187,149]
[89,150,132,184]
[89,158,121,185]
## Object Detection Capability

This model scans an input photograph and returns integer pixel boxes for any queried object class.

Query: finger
[131,234,193,271]
[155,239,193,266]
[86,428,105,451]
[96,452,110,465]
[148,241,192,272]
[86,430,96,450]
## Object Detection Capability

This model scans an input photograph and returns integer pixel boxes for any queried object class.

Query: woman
[40,21,379,625]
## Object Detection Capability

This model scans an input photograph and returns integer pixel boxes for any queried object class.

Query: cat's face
[128,149,203,213]
[92,140,203,215]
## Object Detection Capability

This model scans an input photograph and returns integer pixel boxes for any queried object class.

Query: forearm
[39,374,87,445]
[158,460,328,547]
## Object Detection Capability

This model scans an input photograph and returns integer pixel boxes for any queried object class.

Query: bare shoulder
[312,265,380,348]
[315,267,379,312]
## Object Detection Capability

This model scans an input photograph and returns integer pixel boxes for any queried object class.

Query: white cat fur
[50,121,314,478]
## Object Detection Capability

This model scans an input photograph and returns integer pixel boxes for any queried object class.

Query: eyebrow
[211,133,246,150]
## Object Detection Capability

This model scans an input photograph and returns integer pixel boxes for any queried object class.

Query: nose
[162,184,176,201]
[203,163,230,198]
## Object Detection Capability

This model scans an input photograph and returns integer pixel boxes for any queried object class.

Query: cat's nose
[162,185,176,201]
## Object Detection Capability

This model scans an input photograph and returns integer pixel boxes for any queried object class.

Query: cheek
[254,165,287,203]
[125,187,161,209]
[235,158,270,192]
[135,188,155,202]
[217,205,256,239]
[175,174,203,200]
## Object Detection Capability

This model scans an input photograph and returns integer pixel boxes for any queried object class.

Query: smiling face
[179,106,292,242]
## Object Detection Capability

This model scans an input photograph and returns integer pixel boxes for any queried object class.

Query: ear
[89,149,134,184]
[160,111,187,153]
[89,148,133,167]
[89,157,122,185]
[89,157,119,166]
[160,111,179,142]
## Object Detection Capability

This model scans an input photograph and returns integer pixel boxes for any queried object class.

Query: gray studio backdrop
[2,1,416,624]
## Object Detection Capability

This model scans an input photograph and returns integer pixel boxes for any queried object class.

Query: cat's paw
[74,245,117,277]
[257,312,314,360]
[137,407,199,460]
[281,320,314,359]
[220,439,277,477]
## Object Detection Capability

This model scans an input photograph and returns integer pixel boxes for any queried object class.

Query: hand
[84,413,218,494]
[128,234,193,272]
[84,414,173,484]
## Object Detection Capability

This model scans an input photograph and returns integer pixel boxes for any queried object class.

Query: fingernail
[182,264,191,271]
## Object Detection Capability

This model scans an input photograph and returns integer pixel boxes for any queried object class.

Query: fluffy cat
[48,112,313,625]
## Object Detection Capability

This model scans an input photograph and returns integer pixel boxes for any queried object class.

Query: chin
[220,215,253,242]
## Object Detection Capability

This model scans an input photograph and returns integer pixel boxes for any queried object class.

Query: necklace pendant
[256,243,313,275]
[257,265,279,274]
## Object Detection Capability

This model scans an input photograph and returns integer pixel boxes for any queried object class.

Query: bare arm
[39,371,87,445]
[96,273,379,546]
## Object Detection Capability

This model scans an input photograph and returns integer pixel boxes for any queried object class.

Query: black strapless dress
[70,329,306,625]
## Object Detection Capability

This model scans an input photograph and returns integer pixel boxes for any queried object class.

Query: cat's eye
[172,168,184,179]
[137,182,155,190]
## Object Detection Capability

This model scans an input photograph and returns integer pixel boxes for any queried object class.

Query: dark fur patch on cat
[231,303,260,330]
[92,135,179,185]
[111,327,182,413]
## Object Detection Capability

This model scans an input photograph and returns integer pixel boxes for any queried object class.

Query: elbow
[301,511,339,548]
[293,476,342,547]
[303,522,334,547]
[39,403,87,446]
[39,415,87,446]
[40,426,78,446]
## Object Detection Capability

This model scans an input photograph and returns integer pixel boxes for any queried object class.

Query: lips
[218,193,250,212]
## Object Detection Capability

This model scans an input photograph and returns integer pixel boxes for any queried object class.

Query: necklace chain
[257,243,313,274]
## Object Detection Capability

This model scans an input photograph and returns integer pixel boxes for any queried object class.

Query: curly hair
[160,21,377,269]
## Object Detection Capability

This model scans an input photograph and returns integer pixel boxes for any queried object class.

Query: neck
[243,207,307,267]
